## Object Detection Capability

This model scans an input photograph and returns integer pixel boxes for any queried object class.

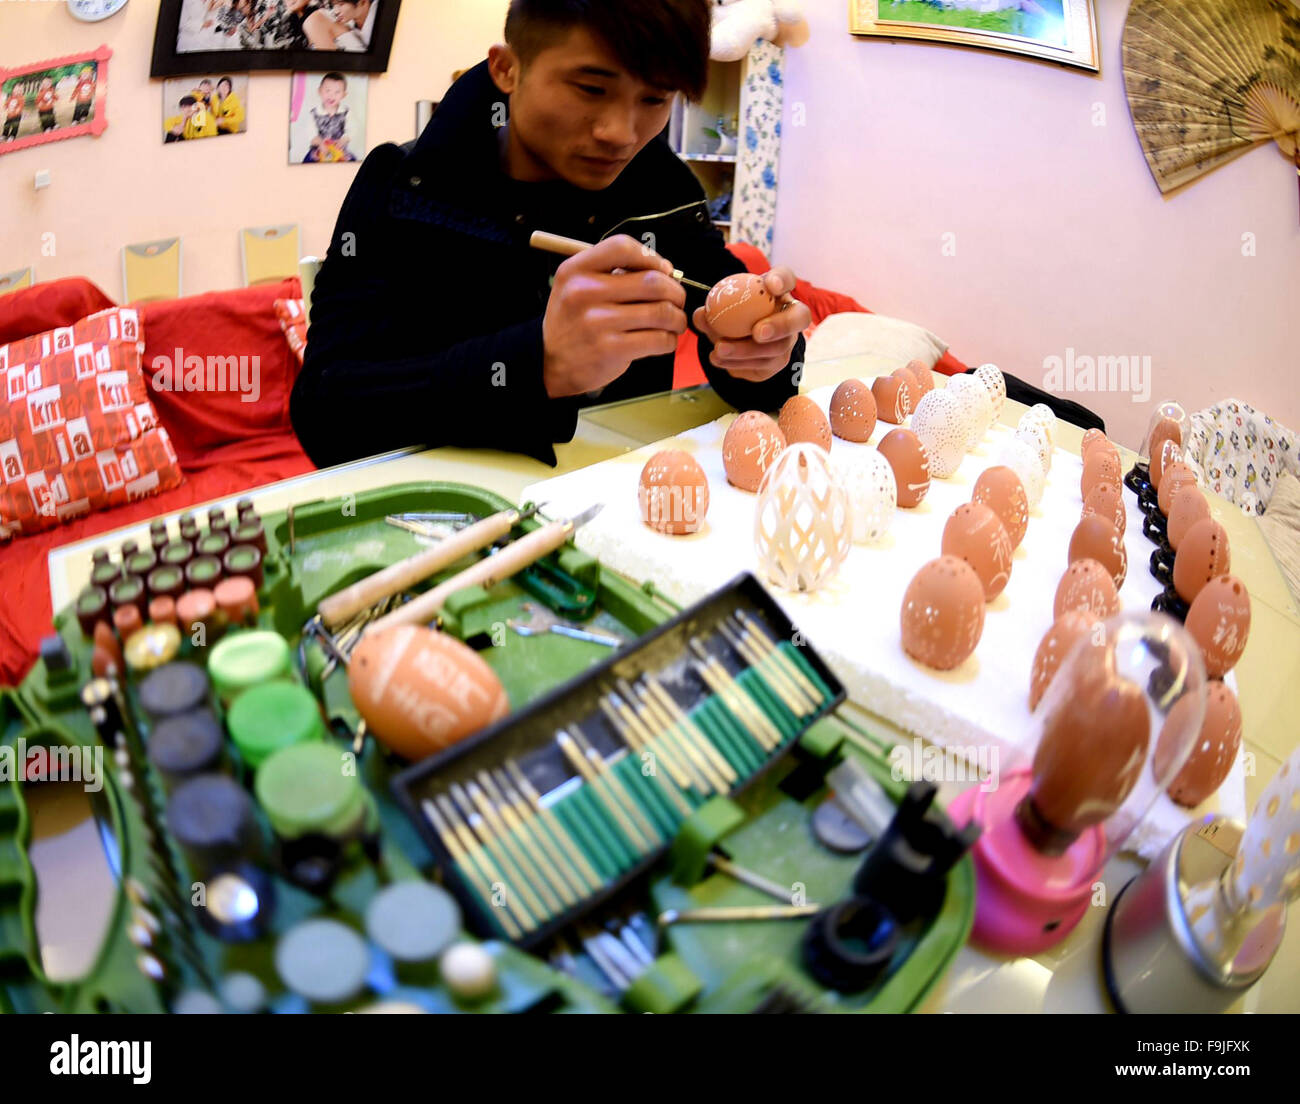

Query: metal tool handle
[364,519,574,635]
[318,508,518,629]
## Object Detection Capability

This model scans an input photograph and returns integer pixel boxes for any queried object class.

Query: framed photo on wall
[849,1,1100,73]
[1,46,112,157]
[288,71,368,163]
[161,74,250,143]
[150,0,402,78]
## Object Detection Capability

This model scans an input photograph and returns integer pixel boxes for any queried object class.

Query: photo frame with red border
[0,45,112,158]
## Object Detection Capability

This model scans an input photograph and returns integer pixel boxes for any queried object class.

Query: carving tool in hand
[317,502,544,629]
[529,230,712,292]
[363,503,603,635]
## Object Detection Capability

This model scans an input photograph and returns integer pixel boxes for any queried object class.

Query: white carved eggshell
[945,374,994,451]
[910,390,967,479]
[1022,403,1057,448]
[973,363,1006,421]
[1015,420,1052,475]
[995,438,1046,509]
[833,448,897,544]
[753,443,853,592]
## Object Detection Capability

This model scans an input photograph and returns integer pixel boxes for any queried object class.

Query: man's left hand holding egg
[695,267,811,383]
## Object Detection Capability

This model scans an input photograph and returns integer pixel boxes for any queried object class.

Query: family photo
[161,74,248,143]
[288,70,367,163]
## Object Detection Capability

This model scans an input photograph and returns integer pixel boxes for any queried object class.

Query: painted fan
[1122,0,1300,208]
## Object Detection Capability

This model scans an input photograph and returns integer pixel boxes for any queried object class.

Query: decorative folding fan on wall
[1122,0,1300,208]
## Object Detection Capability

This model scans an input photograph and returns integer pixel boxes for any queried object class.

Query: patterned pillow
[0,307,183,541]
[274,298,308,365]
[1187,399,1299,517]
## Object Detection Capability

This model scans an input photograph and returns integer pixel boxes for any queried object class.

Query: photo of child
[161,73,249,143]
[288,70,366,164]
[1,59,103,146]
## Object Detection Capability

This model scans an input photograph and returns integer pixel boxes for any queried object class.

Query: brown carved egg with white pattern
[722,411,787,493]
[1173,517,1230,604]
[1184,573,1251,677]
[900,556,986,670]
[872,374,913,425]
[1054,559,1120,620]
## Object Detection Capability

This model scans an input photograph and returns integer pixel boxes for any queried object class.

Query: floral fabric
[1186,399,1298,517]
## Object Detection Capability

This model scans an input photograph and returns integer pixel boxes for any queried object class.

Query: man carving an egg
[291,0,810,468]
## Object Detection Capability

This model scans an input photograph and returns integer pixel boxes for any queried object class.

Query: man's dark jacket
[290,61,800,469]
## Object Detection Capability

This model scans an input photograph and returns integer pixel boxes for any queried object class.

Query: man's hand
[542,235,688,398]
[693,266,810,383]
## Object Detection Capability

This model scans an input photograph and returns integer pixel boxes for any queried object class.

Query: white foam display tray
[524,383,1246,859]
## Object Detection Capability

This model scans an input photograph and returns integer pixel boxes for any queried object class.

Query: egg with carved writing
[872,374,913,425]
[1184,574,1251,678]
[1053,559,1120,620]
[900,556,986,670]
[877,428,931,508]
[972,465,1029,549]
[722,410,786,492]
[1029,609,1101,711]
[705,273,777,340]
[1069,514,1127,589]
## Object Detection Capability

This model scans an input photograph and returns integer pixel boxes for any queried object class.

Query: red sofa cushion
[140,278,303,468]
[0,277,116,347]
[671,243,971,388]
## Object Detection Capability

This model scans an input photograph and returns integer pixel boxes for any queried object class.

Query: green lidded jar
[226,681,324,769]
[207,629,292,706]
[255,741,373,841]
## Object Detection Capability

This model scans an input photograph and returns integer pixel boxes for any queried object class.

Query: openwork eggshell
[1029,609,1101,710]
[871,374,912,424]
[777,394,832,450]
[753,443,852,592]
[995,439,1046,510]
[1150,436,1183,492]
[1022,403,1057,448]
[973,364,1006,420]
[877,428,931,508]
[1184,574,1251,678]
[1082,479,1127,535]
[1080,428,1110,459]
[1157,462,1198,515]
[942,502,1012,601]
[349,625,510,760]
[900,555,986,671]
[1159,680,1242,808]
[834,449,896,543]
[1053,558,1121,620]
[971,465,1029,549]
[945,374,994,451]
[1015,421,1052,475]
[722,410,786,493]
[1167,484,1211,551]
[638,449,709,535]
[1081,449,1122,499]
[705,273,777,340]
[829,378,877,442]
[1069,514,1127,589]
[910,390,967,479]
[1173,517,1231,604]
[905,358,936,399]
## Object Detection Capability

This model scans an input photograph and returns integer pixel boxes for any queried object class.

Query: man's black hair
[179,95,197,107]
[504,0,711,101]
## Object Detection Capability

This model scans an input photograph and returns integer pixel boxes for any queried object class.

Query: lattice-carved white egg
[995,438,1046,509]
[833,449,897,544]
[945,374,995,451]
[754,443,852,592]
[1015,420,1052,475]
[910,390,968,479]
[973,363,1006,421]
[1021,403,1057,448]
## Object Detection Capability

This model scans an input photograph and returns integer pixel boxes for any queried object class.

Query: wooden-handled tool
[529,230,712,292]
[363,504,603,635]
[317,504,539,629]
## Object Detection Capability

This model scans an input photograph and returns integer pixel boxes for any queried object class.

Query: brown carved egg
[1080,429,1110,460]
[1069,514,1127,589]
[722,411,787,493]
[972,465,1029,550]
[778,394,832,450]
[1167,484,1211,551]
[1157,461,1198,516]
[872,374,913,425]
[1029,609,1101,710]
[1147,415,1182,467]
[1160,680,1242,808]
[705,273,777,340]
[829,379,877,443]
[1082,479,1127,535]
[1149,436,1183,492]
[1081,449,1122,499]
[1054,558,1121,620]
[900,556,986,670]
[877,428,931,508]
[942,502,1012,601]
[904,358,935,400]
[1184,573,1251,677]
[1173,517,1230,604]
[638,449,709,535]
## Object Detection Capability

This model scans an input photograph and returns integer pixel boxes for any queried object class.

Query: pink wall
[1,1,510,301]
[775,0,1300,447]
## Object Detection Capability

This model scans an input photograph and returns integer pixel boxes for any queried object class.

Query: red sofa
[0,277,315,684]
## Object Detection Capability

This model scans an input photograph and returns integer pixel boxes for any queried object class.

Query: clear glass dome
[1137,401,1189,465]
